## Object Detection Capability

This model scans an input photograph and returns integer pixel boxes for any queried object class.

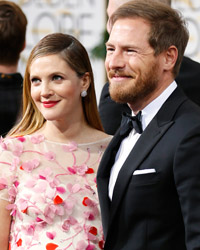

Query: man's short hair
[117,0,171,5]
[0,1,27,65]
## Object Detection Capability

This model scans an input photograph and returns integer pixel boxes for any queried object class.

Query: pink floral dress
[0,134,112,250]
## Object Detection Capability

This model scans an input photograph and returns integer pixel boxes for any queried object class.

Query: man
[97,1,200,249]
[0,1,27,136]
[99,0,200,135]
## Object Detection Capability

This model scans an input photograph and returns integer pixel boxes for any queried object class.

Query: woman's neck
[37,119,93,144]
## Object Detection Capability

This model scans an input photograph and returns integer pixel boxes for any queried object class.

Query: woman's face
[30,54,88,124]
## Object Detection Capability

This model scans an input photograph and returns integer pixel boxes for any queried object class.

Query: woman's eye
[53,75,62,81]
[31,78,40,84]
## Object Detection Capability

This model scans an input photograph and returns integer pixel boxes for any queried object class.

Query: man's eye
[127,49,137,53]
[106,47,114,52]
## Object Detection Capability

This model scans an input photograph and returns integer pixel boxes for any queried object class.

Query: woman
[0,33,111,250]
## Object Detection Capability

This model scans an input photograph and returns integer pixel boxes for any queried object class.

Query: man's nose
[106,51,125,70]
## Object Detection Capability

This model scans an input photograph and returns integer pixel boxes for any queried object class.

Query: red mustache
[108,70,134,79]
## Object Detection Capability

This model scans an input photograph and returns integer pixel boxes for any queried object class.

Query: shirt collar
[132,81,177,130]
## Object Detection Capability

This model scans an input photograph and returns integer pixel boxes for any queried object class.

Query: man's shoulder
[0,72,23,88]
[178,56,200,79]
[181,56,200,70]
[176,56,200,106]
[100,82,109,98]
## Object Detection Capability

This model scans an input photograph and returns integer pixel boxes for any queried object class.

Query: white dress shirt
[108,81,177,200]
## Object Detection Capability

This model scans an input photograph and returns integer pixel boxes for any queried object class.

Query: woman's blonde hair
[9,33,104,136]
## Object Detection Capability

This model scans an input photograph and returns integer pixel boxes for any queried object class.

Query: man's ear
[81,72,90,91]
[163,45,178,71]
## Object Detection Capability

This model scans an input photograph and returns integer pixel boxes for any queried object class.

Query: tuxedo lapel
[108,87,187,228]
[97,131,123,235]
[110,118,173,221]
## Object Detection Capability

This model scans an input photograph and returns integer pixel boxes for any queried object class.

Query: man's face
[105,18,164,111]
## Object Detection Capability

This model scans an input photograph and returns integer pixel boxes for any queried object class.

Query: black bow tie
[120,111,143,138]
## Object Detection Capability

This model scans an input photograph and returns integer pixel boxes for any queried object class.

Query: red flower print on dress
[98,240,104,249]
[54,195,63,205]
[17,238,22,246]
[46,242,58,250]
[89,226,97,235]
[86,168,94,174]
[82,197,89,206]
[0,135,111,249]
[21,207,28,213]
[82,197,96,207]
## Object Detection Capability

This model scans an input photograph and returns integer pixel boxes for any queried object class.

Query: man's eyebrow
[106,42,138,49]
[105,41,113,47]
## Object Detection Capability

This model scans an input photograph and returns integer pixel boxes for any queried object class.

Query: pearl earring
[81,90,87,97]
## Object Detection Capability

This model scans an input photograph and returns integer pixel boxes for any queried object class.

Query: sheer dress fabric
[0,134,112,250]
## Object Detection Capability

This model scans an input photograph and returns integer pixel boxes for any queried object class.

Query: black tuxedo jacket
[0,72,23,136]
[99,56,200,135]
[97,87,200,250]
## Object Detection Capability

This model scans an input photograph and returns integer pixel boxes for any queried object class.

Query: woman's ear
[163,45,178,71]
[81,72,90,91]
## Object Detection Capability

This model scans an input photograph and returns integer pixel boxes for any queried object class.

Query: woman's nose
[41,82,54,97]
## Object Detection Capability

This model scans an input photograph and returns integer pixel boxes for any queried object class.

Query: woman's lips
[42,101,59,108]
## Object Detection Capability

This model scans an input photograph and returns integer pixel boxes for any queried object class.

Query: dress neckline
[25,134,112,146]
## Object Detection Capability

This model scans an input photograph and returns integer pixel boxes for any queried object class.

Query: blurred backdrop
[11,0,200,103]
